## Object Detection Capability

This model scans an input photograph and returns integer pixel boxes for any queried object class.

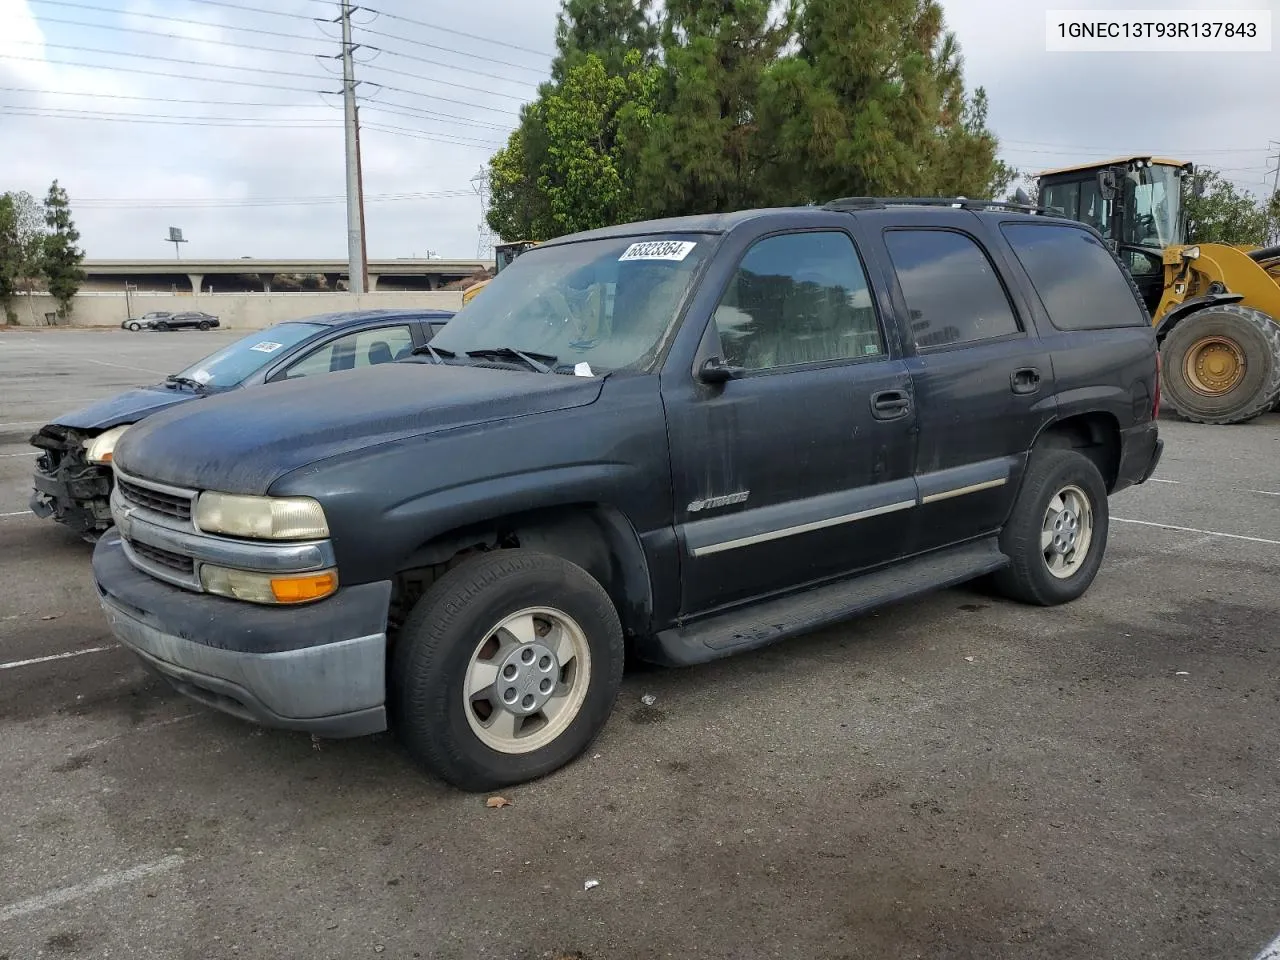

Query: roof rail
[822,196,1046,214]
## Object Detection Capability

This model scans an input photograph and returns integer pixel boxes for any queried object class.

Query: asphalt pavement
[1,328,1277,960]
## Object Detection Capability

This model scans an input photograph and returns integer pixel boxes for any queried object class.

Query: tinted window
[1001,223,1149,330]
[883,230,1020,349]
[284,325,415,379]
[1041,181,1080,220]
[713,231,884,371]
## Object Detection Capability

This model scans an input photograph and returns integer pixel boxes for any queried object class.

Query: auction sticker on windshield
[249,341,284,353]
[619,240,697,262]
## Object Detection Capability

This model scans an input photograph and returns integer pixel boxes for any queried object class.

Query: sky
[1,0,1276,261]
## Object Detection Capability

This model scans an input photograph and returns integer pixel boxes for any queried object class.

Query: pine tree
[41,180,84,317]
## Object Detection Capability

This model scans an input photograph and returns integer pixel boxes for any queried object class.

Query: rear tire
[992,448,1109,606]
[1160,305,1280,425]
[390,549,625,792]
[154,321,169,331]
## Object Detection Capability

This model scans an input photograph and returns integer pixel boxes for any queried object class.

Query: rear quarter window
[1000,223,1150,330]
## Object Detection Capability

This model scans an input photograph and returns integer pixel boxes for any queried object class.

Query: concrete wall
[8,290,464,330]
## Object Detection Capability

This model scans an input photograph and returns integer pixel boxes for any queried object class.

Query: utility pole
[340,0,367,295]
[1268,141,1280,245]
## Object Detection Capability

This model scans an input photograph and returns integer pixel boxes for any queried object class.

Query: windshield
[1123,163,1181,248]
[171,322,324,389]
[430,234,713,374]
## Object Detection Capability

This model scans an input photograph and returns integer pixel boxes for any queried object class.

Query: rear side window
[883,229,1021,349]
[1001,223,1149,329]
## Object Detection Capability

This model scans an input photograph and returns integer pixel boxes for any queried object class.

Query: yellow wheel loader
[1036,156,1280,424]
[460,240,539,307]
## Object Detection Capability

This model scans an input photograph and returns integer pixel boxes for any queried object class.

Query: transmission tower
[472,166,495,261]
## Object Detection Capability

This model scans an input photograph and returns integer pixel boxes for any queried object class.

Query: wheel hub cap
[1041,484,1094,580]
[1049,508,1079,555]
[494,640,560,716]
[1184,335,1245,396]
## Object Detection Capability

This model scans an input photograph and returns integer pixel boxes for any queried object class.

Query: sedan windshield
[430,234,714,374]
[170,322,324,390]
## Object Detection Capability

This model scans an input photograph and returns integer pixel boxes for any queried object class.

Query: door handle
[870,389,911,420]
[1010,367,1041,395]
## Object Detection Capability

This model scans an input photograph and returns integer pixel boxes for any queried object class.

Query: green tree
[487,0,1009,233]
[0,190,45,323]
[1183,169,1276,246]
[634,0,791,216]
[40,180,84,317]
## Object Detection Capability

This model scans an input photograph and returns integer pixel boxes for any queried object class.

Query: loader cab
[1038,157,1195,313]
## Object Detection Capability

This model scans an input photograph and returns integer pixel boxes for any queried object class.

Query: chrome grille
[129,540,196,576]
[117,476,193,522]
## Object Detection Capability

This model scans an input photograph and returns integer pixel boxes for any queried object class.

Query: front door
[875,225,1056,554]
[663,228,920,617]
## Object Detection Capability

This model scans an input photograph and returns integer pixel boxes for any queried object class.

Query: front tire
[1161,305,1280,425]
[197,320,211,331]
[992,448,1109,606]
[391,550,625,792]
[126,321,141,332]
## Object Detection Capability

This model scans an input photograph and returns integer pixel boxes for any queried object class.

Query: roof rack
[822,196,1046,214]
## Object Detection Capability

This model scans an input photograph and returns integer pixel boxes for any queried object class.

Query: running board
[639,538,1009,667]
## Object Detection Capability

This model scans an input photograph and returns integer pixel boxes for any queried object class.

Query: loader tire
[1161,305,1280,425]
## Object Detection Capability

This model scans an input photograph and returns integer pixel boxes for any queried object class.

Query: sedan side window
[283,325,415,379]
[713,231,885,372]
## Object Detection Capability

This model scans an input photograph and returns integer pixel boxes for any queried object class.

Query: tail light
[1153,350,1162,420]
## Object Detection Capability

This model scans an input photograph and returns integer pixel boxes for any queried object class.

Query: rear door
[663,224,919,616]
[869,215,1057,554]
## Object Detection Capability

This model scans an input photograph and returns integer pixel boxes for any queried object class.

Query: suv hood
[112,362,605,495]
[49,385,199,432]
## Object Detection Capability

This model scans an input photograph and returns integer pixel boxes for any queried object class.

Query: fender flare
[1154,292,1245,341]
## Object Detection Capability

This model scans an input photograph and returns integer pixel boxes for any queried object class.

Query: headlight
[194,492,329,539]
[83,424,131,464]
[1181,246,1200,260]
[200,564,338,604]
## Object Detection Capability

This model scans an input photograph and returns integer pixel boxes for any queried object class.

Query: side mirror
[697,356,745,384]
[1097,169,1118,202]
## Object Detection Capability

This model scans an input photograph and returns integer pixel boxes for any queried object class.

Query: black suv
[91,199,1163,791]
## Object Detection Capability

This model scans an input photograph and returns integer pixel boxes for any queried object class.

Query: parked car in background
[122,311,172,331]
[30,307,454,540]
[153,311,221,331]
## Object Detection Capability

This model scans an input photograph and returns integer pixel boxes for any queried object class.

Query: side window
[284,325,414,379]
[713,231,884,371]
[883,229,1021,349]
[1041,181,1080,220]
[1001,223,1150,329]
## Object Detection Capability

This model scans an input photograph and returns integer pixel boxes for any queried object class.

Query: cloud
[1,0,1274,259]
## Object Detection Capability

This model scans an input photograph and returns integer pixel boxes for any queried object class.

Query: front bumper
[28,457,113,535]
[92,531,392,738]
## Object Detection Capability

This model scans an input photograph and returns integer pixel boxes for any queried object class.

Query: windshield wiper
[165,375,208,392]
[411,343,455,364]
[465,346,558,374]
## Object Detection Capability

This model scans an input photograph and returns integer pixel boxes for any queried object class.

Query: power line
[18,41,328,82]
[361,44,539,89]
[358,121,501,148]
[29,15,329,59]
[174,0,333,20]
[359,101,512,133]
[0,86,326,110]
[354,56,536,99]
[75,190,476,209]
[27,0,318,42]
[359,81,520,117]
[0,56,320,91]
[355,24,550,76]
[362,7,555,59]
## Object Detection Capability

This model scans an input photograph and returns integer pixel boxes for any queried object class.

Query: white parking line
[0,854,183,923]
[0,510,33,518]
[1113,517,1280,546]
[0,647,114,671]
[1149,478,1180,484]
[82,357,167,375]
[0,420,42,429]
[1250,489,1280,497]
[0,451,35,457]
